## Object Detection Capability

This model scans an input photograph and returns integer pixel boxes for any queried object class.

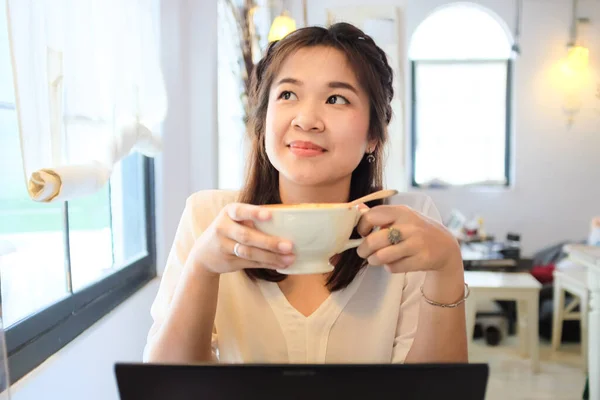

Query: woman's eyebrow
[274,78,358,95]
[275,77,302,86]
[328,81,358,95]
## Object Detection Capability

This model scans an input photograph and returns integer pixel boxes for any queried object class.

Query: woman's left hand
[356,205,462,274]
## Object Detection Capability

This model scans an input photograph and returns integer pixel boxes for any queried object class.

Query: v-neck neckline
[258,266,369,321]
[256,267,370,363]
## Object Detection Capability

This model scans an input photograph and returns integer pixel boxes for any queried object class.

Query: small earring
[367,153,375,163]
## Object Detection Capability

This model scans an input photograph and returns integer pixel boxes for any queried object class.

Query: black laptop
[115,362,489,400]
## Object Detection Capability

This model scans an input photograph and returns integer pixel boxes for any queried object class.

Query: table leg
[517,300,528,357]
[527,294,540,373]
[551,280,565,351]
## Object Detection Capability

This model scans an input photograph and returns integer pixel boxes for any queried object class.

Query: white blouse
[144,190,442,364]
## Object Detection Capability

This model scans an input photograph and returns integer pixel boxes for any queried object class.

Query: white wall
[305,0,600,256]
[155,0,218,273]
[9,0,219,398]
[10,280,158,400]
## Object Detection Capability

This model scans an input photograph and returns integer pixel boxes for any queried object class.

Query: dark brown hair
[239,22,395,292]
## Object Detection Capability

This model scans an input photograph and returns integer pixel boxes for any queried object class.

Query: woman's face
[265,46,373,188]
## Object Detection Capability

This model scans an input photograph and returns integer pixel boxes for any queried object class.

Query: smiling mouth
[287,142,327,152]
[287,141,327,157]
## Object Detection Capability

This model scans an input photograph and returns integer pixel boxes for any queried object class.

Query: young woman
[144,22,467,364]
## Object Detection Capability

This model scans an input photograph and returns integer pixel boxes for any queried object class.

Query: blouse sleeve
[392,195,443,363]
[143,191,224,362]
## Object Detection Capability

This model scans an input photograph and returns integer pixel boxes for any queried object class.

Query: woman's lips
[287,141,327,157]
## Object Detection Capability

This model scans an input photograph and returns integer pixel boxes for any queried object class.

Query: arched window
[409,3,514,187]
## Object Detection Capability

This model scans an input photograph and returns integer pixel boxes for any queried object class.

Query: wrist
[184,264,222,289]
[436,249,464,276]
[192,264,221,280]
[186,250,221,280]
[423,254,465,304]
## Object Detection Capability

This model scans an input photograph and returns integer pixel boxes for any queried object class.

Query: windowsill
[6,256,156,384]
[9,278,159,400]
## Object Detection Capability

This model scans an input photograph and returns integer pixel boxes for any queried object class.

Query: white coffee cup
[254,203,365,275]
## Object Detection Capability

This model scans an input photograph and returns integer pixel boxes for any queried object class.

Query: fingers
[380,254,422,274]
[223,238,294,270]
[219,204,296,269]
[356,225,419,259]
[222,217,293,254]
[356,205,416,237]
[225,203,272,223]
[356,203,370,212]
[364,236,421,267]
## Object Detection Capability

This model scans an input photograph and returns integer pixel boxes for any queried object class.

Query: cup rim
[261,203,358,211]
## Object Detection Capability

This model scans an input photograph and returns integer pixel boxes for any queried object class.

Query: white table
[564,244,600,400]
[465,271,542,373]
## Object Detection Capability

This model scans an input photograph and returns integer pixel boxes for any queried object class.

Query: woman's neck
[278,176,352,205]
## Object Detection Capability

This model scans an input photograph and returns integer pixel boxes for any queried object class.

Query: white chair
[465,271,542,373]
[551,266,588,370]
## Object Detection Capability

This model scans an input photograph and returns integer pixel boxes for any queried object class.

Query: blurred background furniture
[461,235,533,338]
[552,265,588,370]
[465,271,542,373]
[563,244,600,400]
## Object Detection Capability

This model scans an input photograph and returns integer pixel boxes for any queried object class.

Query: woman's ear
[367,138,378,153]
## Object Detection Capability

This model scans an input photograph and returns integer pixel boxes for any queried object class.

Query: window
[409,4,514,187]
[0,1,155,383]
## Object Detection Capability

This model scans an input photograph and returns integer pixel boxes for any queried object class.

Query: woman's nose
[291,105,325,133]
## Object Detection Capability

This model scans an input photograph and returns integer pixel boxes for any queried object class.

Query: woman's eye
[326,95,349,105]
[279,91,297,101]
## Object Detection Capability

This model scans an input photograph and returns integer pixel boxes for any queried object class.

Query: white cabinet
[564,244,600,400]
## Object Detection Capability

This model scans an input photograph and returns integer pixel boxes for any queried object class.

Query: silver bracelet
[420,283,470,308]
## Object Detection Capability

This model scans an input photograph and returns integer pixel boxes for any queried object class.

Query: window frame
[410,58,513,188]
[5,156,157,384]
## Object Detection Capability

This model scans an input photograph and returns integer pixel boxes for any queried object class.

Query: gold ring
[388,227,402,245]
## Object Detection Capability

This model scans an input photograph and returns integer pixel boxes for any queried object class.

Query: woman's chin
[274,158,356,188]
[282,174,328,187]
[279,168,350,188]
[276,168,321,185]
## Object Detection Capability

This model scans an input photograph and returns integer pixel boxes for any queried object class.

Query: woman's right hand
[189,203,295,276]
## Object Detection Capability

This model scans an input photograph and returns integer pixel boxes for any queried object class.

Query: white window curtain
[6,0,167,202]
